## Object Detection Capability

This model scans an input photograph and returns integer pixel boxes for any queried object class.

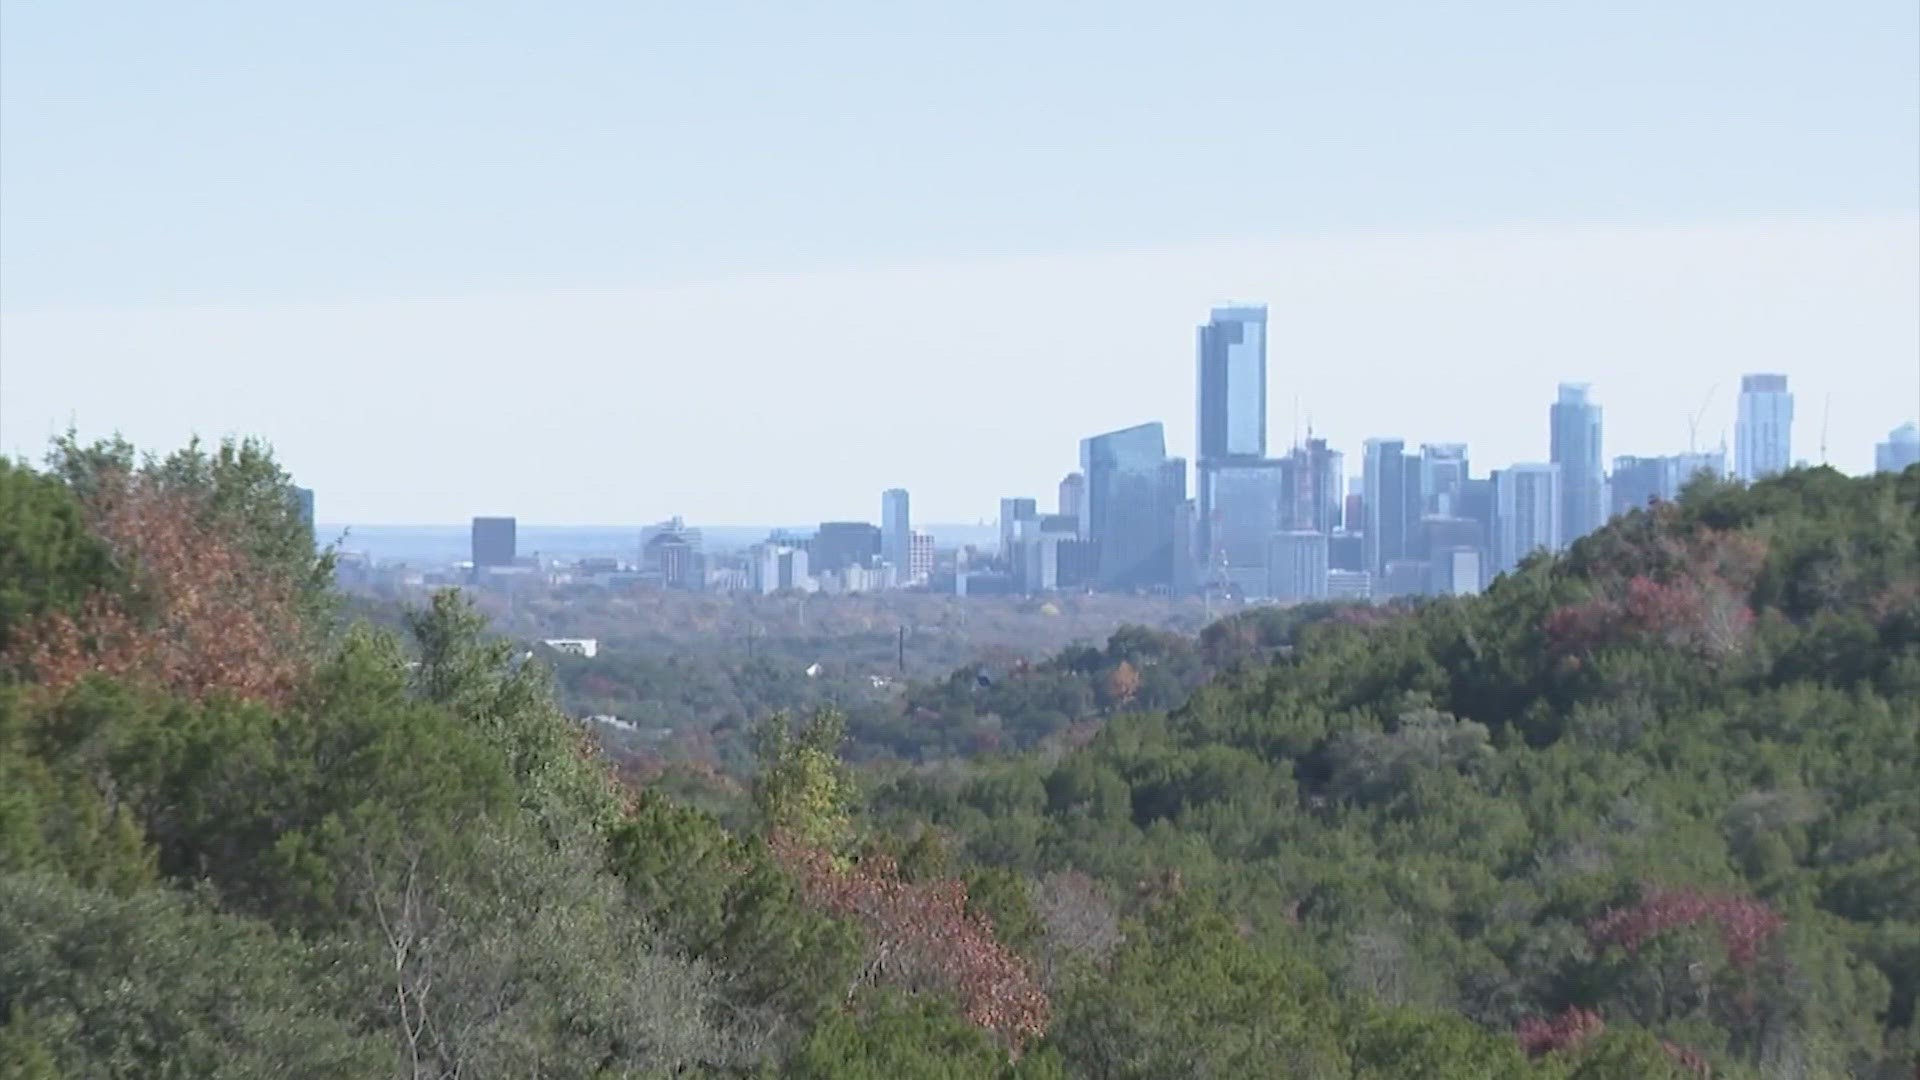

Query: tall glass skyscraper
[1735,374,1793,481]
[1081,422,1186,591]
[1196,305,1268,461]
[1492,464,1561,576]
[1550,383,1605,543]
[881,488,910,574]
[1362,438,1418,577]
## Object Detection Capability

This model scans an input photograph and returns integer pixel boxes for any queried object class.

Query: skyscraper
[1877,422,1919,473]
[1550,384,1605,543]
[998,498,1038,557]
[1735,374,1793,481]
[1362,438,1418,577]
[1196,305,1268,461]
[1278,438,1344,533]
[881,488,910,573]
[1268,531,1330,602]
[1081,422,1186,591]
[1492,464,1561,577]
[1418,444,1469,516]
[471,516,516,568]
[1199,458,1285,596]
[1057,472,1087,532]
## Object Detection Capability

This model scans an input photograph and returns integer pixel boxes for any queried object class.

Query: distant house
[541,638,599,659]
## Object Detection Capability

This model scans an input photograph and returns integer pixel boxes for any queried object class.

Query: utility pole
[897,625,906,673]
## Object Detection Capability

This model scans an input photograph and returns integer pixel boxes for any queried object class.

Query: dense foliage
[869,466,1920,1078]
[2,438,1913,1077]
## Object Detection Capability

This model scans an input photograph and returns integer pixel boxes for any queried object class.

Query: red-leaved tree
[1588,887,1785,968]
[5,470,306,706]
[769,835,1050,1051]
[1545,529,1766,657]
[1516,1005,1605,1056]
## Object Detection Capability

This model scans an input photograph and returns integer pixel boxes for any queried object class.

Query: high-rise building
[1430,548,1483,596]
[1278,438,1344,533]
[1362,439,1419,578]
[1877,422,1919,473]
[1081,422,1186,591]
[1058,472,1087,534]
[1735,374,1793,481]
[908,529,935,584]
[1610,452,1727,517]
[1418,444,1469,516]
[1609,456,1666,517]
[1550,384,1605,544]
[471,516,517,568]
[1199,458,1285,596]
[1492,464,1561,577]
[751,544,813,594]
[881,488,910,573]
[642,517,703,589]
[1196,305,1268,461]
[1268,530,1329,602]
[998,498,1039,558]
[812,521,882,574]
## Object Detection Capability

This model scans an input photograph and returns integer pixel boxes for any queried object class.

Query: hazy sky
[3,2,1916,523]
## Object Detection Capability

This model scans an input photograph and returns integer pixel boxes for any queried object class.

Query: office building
[1735,374,1793,481]
[812,521,882,574]
[1199,457,1285,596]
[1278,438,1344,533]
[1419,444,1469,516]
[999,498,1039,558]
[1269,530,1329,602]
[1058,472,1087,534]
[642,517,702,589]
[1329,531,1365,572]
[1363,439,1421,578]
[1609,456,1666,517]
[1196,305,1268,461]
[1492,464,1561,577]
[908,529,935,584]
[1326,570,1373,602]
[1011,515,1082,593]
[1430,547,1483,596]
[1877,422,1919,473]
[881,488,911,573]
[1382,560,1431,599]
[750,544,813,595]
[471,516,517,569]
[1609,451,1727,517]
[1551,384,1605,543]
[1081,422,1186,591]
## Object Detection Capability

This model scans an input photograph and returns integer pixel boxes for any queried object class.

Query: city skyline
[3,4,1914,525]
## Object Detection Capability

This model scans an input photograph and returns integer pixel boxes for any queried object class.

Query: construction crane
[1687,383,1719,454]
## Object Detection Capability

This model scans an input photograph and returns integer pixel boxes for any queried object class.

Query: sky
[2,2,1916,524]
